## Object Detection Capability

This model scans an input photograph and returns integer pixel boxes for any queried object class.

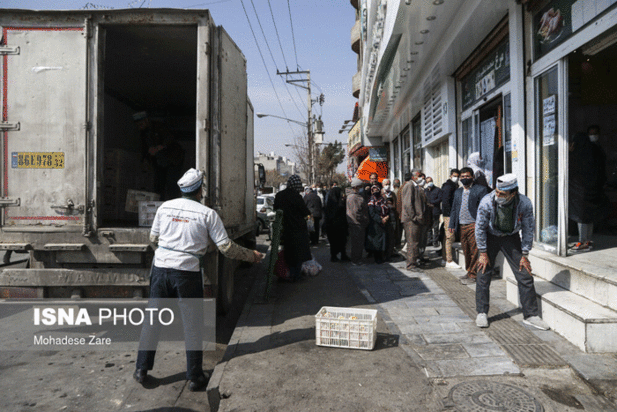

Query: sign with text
[461,40,510,111]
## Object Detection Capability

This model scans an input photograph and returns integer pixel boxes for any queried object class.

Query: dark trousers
[310,217,321,244]
[348,224,366,263]
[136,265,205,380]
[385,223,396,261]
[394,217,403,249]
[327,228,348,259]
[428,218,440,246]
[403,221,422,268]
[476,233,539,319]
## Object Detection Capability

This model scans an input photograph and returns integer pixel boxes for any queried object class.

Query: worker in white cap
[474,173,549,331]
[135,168,265,391]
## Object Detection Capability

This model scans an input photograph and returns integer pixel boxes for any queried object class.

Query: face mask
[416,178,425,186]
[427,182,434,188]
[451,177,459,183]
[496,195,514,206]
[384,185,391,191]
[589,134,600,143]
[460,178,473,187]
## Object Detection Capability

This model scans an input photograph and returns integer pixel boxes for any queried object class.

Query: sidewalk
[207,241,617,412]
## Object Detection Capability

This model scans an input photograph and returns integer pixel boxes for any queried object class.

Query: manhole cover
[449,381,543,412]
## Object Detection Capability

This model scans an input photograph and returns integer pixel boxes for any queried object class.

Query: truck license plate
[11,152,65,169]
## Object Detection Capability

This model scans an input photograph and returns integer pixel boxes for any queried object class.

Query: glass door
[535,63,568,254]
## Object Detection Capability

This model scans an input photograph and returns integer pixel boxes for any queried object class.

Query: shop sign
[533,0,616,59]
[348,120,362,150]
[369,147,387,162]
[461,40,510,111]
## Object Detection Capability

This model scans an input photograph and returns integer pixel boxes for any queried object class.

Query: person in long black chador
[323,186,349,262]
[569,128,609,252]
[274,175,312,280]
[366,185,389,264]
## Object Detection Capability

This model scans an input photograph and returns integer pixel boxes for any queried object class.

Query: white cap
[177,168,204,193]
[496,173,518,191]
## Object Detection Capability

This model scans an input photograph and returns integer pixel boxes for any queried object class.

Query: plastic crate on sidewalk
[315,306,378,350]
[138,200,164,227]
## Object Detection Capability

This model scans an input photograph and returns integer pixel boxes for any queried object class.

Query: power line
[240,0,300,135]
[267,0,289,70]
[249,0,305,119]
[287,0,299,69]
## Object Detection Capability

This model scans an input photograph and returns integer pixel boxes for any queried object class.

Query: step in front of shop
[527,249,617,312]
[505,275,617,353]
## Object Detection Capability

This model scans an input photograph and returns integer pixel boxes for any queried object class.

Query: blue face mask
[496,195,514,206]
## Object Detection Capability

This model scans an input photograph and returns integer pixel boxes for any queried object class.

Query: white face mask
[451,176,459,183]
[384,184,391,191]
[589,134,600,143]
[416,178,425,186]
[427,182,434,188]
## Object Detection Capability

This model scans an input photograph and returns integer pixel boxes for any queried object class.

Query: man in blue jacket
[448,167,489,284]
[474,173,549,330]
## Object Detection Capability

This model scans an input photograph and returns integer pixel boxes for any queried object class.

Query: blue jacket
[475,192,535,254]
[448,184,489,231]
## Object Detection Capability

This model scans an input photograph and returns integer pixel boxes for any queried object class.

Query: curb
[206,265,267,412]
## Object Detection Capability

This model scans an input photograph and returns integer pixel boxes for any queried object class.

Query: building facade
[254,152,298,177]
[350,0,617,353]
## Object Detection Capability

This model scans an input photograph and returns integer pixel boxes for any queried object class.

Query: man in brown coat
[346,177,370,265]
[401,169,429,271]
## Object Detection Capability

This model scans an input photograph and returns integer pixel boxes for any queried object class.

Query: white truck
[0,8,256,312]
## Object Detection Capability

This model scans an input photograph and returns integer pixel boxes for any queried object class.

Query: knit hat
[177,168,204,193]
[351,177,364,187]
[287,175,303,192]
[496,173,518,191]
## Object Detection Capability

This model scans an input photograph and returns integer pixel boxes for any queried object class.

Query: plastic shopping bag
[307,217,315,233]
[274,250,291,280]
[301,255,322,277]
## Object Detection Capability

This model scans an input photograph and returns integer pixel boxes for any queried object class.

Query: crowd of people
[274,157,549,331]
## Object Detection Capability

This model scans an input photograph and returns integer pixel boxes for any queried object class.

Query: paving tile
[414,344,469,361]
[403,334,428,346]
[462,342,507,358]
[399,323,463,335]
[423,332,493,345]
[434,357,520,377]
[435,306,467,316]
[413,314,473,324]
[405,300,459,308]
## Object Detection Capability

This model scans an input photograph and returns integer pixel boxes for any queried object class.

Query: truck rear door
[1,24,88,227]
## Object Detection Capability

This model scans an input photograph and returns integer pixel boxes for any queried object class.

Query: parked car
[256,195,275,236]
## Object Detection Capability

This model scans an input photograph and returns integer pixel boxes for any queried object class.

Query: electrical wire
[287,0,299,69]
[267,0,289,70]
[249,0,305,119]
[240,0,301,135]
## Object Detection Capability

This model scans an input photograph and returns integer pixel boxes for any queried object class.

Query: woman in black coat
[365,185,389,264]
[274,175,312,279]
[569,132,609,250]
[324,187,349,262]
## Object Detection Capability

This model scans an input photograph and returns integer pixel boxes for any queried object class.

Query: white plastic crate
[315,306,378,350]
[138,200,164,227]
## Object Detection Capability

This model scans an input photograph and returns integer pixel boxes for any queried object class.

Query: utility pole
[277,69,314,184]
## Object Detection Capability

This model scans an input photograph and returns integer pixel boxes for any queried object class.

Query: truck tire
[217,254,235,315]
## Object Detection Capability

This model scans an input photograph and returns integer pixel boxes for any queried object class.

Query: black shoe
[340,255,351,262]
[188,373,209,392]
[133,369,148,384]
[330,256,340,262]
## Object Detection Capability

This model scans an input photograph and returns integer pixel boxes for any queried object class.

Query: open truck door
[1,25,90,229]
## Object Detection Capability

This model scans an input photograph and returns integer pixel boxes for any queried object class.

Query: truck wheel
[255,220,263,236]
[217,254,235,315]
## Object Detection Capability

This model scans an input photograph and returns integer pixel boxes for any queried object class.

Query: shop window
[392,137,400,180]
[412,116,423,170]
[402,125,411,173]
[503,93,512,174]
[462,117,473,166]
[535,66,559,246]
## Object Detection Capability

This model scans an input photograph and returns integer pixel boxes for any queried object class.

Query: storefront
[525,0,617,256]
[455,18,514,189]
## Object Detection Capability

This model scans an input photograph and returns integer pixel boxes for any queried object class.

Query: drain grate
[449,380,543,412]
[428,270,567,368]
